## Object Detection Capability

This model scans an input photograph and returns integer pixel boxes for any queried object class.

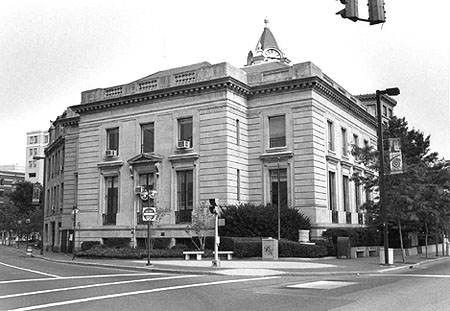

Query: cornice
[60,116,80,127]
[71,73,377,131]
[45,135,65,155]
[71,77,251,114]
[313,79,377,128]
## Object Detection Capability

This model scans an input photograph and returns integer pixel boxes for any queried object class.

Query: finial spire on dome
[245,19,290,66]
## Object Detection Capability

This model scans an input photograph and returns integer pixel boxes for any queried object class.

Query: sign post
[143,207,156,266]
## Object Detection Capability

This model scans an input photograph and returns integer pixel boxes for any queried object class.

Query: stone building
[42,109,79,252]
[25,130,48,184]
[42,22,397,251]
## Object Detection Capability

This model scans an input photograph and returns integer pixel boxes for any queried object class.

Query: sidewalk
[4,245,449,277]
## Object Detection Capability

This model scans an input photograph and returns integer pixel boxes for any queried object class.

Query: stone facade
[41,25,398,251]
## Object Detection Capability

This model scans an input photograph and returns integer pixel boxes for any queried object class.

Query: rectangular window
[364,139,369,148]
[388,108,393,118]
[107,128,119,154]
[105,176,118,225]
[328,171,336,211]
[270,168,287,208]
[343,175,350,212]
[141,123,155,154]
[355,180,361,212]
[383,106,387,116]
[353,134,359,148]
[177,170,193,210]
[327,120,334,151]
[269,115,286,148]
[178,117,193,146]
[236,119,240,146]
[237,169,240,201]
[341,128,348,155]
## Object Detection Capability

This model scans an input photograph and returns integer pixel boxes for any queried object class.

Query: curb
[9,246,450,278]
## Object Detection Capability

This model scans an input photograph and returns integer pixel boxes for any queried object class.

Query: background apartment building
[25,130,48,184]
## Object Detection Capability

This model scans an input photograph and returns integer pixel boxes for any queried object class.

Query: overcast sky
[1,0,449,166]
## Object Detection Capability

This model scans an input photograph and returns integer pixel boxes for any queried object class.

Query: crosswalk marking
[287,280,358,290]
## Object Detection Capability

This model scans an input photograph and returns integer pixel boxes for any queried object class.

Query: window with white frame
[328,171,336,211]
[327,120,335,151]
[341,127,348,155]
[141,123,154,154]
[177,170,193,210]
[106,128,119,154]
[270,168,287,208]
[269,115,286,148]
[178,117,193,147]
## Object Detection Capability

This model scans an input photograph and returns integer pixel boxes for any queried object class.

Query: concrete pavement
[4,244,449,277]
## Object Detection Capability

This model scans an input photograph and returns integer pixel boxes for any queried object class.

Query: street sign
[142,207,156,222]
[388,138,403,175]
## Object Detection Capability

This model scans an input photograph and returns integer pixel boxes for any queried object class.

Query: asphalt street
[1,246,450,311]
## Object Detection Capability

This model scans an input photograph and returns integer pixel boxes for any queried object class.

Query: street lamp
[376,87,400,266]
[72,206,79,260]
[33,155,46,255]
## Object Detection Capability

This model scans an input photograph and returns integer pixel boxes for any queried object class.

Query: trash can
[336,237,350,259]
[262,238,278,260]
[379,247,394,265]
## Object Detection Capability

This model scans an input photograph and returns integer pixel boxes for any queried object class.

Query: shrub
[77,246,187,259]
[322,228,381,247]
[278,239,328,258]
[220,237,262,258]
[103,238,131,248]
[81,241,101,251]
[312,240,335,256]
[219,203,310,241]
[220,237,327,258]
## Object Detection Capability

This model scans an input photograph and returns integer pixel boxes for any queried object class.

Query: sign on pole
[142,207,156,222]
[388,138,403,175]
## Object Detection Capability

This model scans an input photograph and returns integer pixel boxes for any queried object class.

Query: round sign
[142,207,156,222]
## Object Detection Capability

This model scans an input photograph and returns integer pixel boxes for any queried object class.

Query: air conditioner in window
[105,150,117,157]
[177,140,190,149]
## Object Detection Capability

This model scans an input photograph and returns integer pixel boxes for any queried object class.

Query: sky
[1,0,449,166]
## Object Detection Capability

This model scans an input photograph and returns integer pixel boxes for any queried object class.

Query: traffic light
[209,199,217,214]
[368,0,386,25]
[336,0,359,22]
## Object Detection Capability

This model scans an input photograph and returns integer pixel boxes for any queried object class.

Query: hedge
[220,237,328,258]
[76,245,214,259]
[322,228,381,247]
[219,203,310,241]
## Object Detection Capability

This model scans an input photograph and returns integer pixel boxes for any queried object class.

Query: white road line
[7,276,280,311]
[370,273,450,278]
[0,272,164,285]
[286,280,358,290]
[0,275,197,299]
[0,262,60,278]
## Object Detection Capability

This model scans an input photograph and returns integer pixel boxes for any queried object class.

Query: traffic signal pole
[212,213,221,267]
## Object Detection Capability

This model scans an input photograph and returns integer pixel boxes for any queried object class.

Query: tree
[184,203,214,250]
[1,181,42,235]
[352,116,448,261]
